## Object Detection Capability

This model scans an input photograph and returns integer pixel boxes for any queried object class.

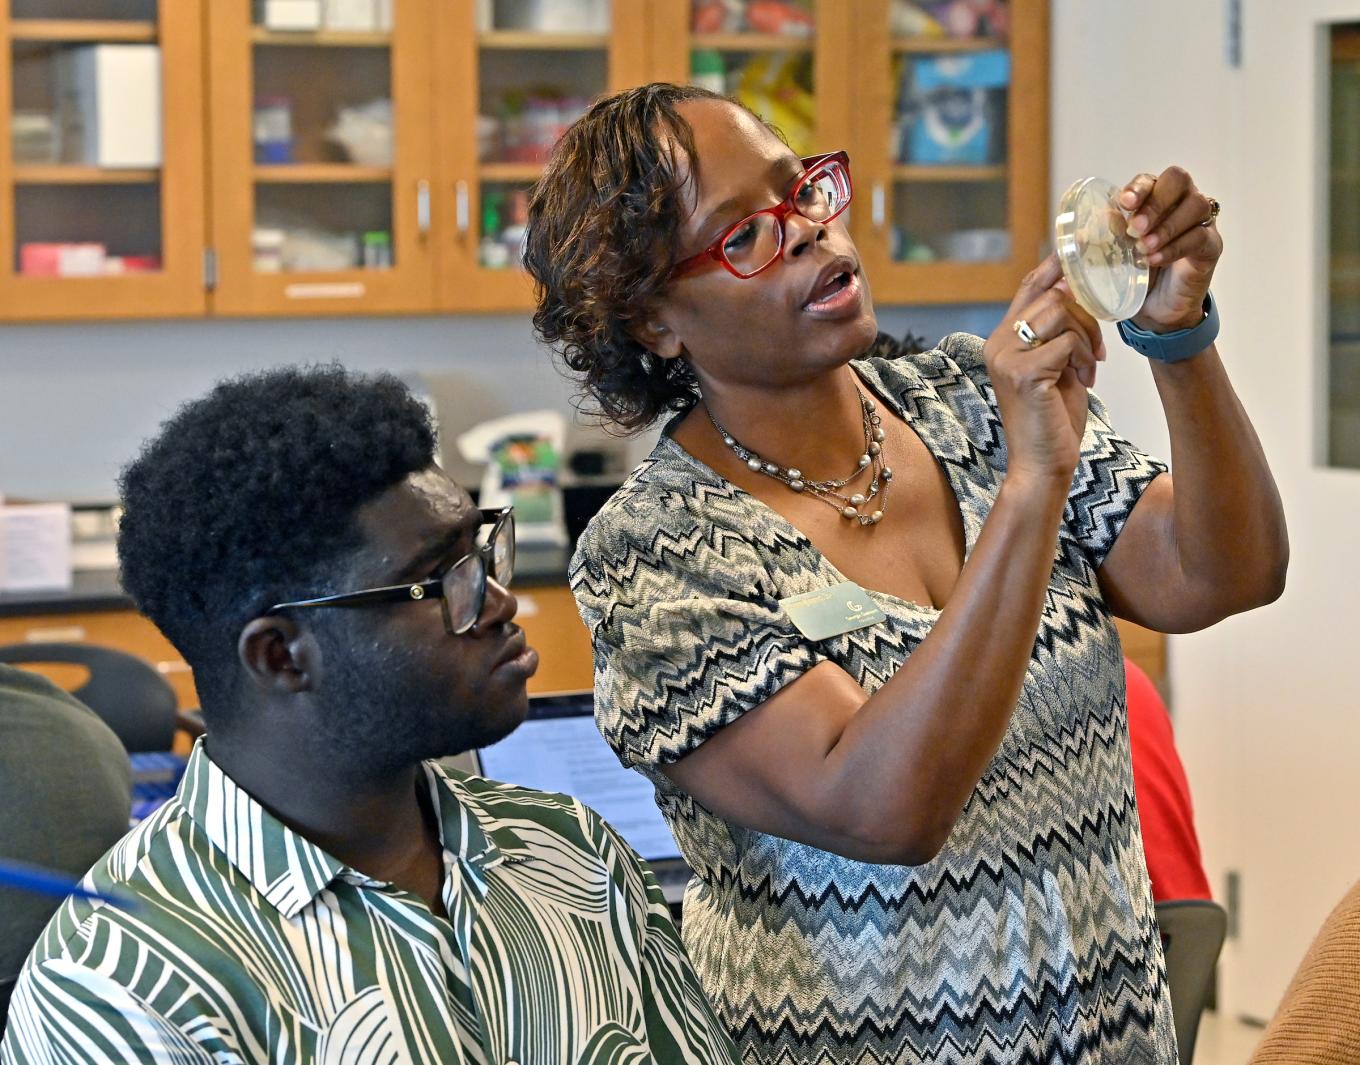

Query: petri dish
[1054,176,1149,321]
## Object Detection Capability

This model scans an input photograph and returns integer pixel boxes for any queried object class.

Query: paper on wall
[0,503,73,593]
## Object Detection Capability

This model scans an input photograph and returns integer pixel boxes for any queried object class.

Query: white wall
[0,305,1002,504]
[1053,0,1360,1027]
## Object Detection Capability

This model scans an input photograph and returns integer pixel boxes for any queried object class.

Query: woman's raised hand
[1121,166,1223,332]
[983,253,1104,485]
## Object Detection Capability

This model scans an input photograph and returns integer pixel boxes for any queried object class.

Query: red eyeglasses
[670,150,852,281]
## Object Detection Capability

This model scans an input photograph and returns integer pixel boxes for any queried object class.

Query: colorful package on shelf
[20,242,105,278]
[901,49,1009,165]
[889,0,946,38]
[692,0,813,36]
[498,93,591,163]
[744,0,814,36]
[925,0,1009,39]
[735,52,815,157]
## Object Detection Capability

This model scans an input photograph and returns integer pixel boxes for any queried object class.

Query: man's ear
[238,615,317,695]
[629,309,685,361]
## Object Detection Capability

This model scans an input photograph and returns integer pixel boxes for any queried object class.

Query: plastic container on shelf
[361,230,393,269]
[11,111,58,164]
[252,228,286,272]
[691,49,727,94]
[937,227,1010,262]
[501,188,530,264]
[253,97,293,164]
[493,0,609,33]
[479,192,511,269]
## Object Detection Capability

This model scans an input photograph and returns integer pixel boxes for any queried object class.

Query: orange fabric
[1247,880,1360,1065]
[1124,658,1212,902]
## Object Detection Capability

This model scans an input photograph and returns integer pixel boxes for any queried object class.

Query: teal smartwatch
[1116,292,1219,363]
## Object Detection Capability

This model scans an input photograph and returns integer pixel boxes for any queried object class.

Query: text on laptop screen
[477,696,681,864]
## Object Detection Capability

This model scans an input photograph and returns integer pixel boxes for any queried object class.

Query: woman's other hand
[984,254,1102,484]
[1121,166,1223,332]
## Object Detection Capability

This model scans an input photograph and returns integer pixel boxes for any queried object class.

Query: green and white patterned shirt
[0,741,737,1065]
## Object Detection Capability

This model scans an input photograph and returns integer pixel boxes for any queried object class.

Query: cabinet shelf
[9,18,157,43]
[691,33,814,52]
[250,27,391,47]
[477,31,608,50]
[13,166,161,185]
[892,35,1007,53]
[893,164,1007,182]
[479,162,546,182]
[253,164,392,184]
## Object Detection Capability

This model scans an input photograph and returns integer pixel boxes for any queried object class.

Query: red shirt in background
[1124,658,1213,903]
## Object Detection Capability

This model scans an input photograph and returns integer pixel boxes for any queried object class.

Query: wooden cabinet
[206,1,437,316]
[850,0,1049,304]
[432,1,650,312]
[2,0,1051,320]
[648,0,852,155]
[0,0,207,320]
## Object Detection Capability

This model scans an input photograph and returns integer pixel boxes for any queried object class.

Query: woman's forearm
[1150,344,1289,618]
[820,472,1070,860]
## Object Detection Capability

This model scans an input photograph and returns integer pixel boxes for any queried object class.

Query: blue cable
[0,858,139,910]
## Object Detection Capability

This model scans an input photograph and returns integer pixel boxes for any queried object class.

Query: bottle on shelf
[479,192,510,269]
[691,49,727,95]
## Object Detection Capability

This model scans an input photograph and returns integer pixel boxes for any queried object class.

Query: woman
[525,83,1287,1064]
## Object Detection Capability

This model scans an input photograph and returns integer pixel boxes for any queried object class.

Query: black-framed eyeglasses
[269,507,515,636]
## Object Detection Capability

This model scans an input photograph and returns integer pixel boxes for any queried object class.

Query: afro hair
[116,364,437,713]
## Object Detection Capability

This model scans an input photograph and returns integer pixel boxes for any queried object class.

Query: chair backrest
[0,643,177,753]
[1157,899,1228,1065]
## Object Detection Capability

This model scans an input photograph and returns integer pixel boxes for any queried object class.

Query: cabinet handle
[417,179,431,235]
[872,182,886,229]
[456,181,470,234]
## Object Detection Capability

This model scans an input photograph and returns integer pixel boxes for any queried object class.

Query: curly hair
[116,365,436,719]
[526,82,747,433]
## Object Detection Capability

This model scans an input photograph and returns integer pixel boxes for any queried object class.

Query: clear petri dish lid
[1054,176,1149,321]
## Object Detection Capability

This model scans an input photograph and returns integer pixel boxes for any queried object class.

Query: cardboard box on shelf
[323,0,376,31]
[265,0,323,30]
[55,45,161,168]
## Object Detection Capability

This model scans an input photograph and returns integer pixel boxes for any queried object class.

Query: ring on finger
[1013,318,1043,350]
[1199,196,1221,227]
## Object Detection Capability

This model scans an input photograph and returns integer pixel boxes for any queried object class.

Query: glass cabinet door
[434,0,648,311]
[851,0,1048,304]
[1,0,206,320]
[207,0,434,315]
[650,0,850,158]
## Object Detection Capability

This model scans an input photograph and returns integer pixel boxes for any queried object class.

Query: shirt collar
[177,740,527,920]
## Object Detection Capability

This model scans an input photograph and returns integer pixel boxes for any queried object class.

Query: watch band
[1117,292,1219,363]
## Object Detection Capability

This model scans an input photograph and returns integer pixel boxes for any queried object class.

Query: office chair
[1156,898,1228,1065]
[0,643,180,753]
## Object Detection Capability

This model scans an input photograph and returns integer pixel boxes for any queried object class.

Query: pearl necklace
[707,390,894,527]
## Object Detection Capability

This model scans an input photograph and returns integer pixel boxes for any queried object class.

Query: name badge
[779,581,886,642]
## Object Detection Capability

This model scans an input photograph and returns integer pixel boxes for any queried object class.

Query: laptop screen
[475,692,682,865]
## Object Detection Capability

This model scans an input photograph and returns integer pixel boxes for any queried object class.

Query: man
[0,666,131,1031]
[0,366,736,1064]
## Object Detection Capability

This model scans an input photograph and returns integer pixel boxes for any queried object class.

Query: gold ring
[1013,318,1042,350]
[1200,197,1221,227]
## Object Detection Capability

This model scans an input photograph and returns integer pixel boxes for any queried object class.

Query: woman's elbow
[827,803,957,866]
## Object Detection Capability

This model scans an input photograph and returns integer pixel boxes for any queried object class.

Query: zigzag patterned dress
[571,332,1180,1064]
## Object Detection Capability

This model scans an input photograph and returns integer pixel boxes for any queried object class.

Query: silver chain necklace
[706,390,894,527]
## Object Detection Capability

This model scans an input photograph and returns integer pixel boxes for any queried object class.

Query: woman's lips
[802,270,863,319]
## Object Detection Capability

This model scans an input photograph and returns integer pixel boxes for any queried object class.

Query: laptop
[470,690,693,906]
